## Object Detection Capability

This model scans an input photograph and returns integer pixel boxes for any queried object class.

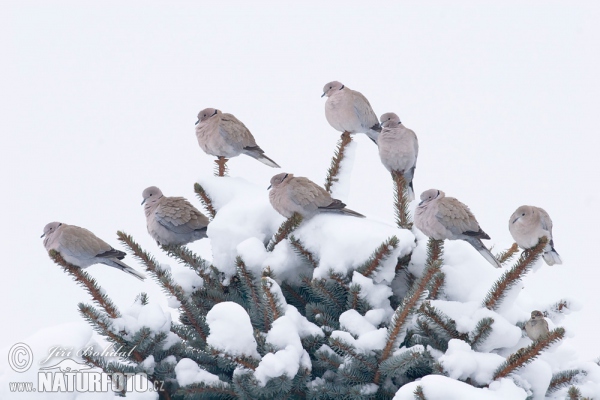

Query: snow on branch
[289,235,319,268]
[469,317,494,350]
[392,171,413,230]
[493,327,565,380]
[482,237,548,311]
[546,369,585,396]
[427,272,445,300]
[214,157,229,178]
[161,244,212,282]
[49,250,121,319]
[194,182,217,219]
[356,236,399,278]
[177,382,237,399]
[418,301,468,342]
[324,131,353,193]
[414,385,428,400]
[267,212,303,252]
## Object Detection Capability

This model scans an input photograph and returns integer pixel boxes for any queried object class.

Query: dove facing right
[42,222,146,280]
[524,310,549,341]
[377,112,419,201]
[268,172,365,219]
[322,81,380,143]
[414,189,501,268]
[509,205,562,266]
[142,186,209,246]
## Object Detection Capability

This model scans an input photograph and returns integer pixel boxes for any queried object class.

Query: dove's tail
[542,246,563,266]
[366,127,380,144]
[243,146,281,168]
[464,237,502,268]
[340,207,366,218]
[104,259,146,281]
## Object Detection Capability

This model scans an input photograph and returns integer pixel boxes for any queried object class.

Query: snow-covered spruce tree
[48,151,599,399]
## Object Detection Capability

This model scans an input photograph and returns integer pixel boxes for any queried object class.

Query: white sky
[1,1,599,359]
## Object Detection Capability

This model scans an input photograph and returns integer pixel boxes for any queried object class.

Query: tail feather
[366,129,379,144]
[542,249,563,266]
[464,237,502,268]
[243,147,281,168]
[407,180,415,202]
[105,259,146,281]
[340,208,366,218]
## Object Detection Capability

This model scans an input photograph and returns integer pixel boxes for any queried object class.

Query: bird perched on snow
[141,186,209,246]
[414,189,501,268]
[509,205,562,266]
[524,310,549,341]
[322,81,380,143]
[377,112,419,201]
[195,108,280,170]
[41,222,146,280]
[268,172,365,219]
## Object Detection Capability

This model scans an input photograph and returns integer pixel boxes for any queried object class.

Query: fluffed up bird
[142,186,209,246]
[377,112,419,201]
[414,189,502,268]
[524,310,549,341]
[322,81,380,143]
[195,108,280,171]
[268,172,365,219]
[41,222,146,280]
[509,205,562,266]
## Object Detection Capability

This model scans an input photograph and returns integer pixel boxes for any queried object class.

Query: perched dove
[414,189,501,268]
[142,186,209,246]
[509,205,562,266]
[268,172,365,219]
[195,108,280,168]
[377,112,419,200]
[524,310,549,341]
[322,81,380,143]
[41,222,146,280]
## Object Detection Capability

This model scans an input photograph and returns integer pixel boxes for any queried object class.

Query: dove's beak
[418,200,424,206]
[195,120,199,125]
[40,233,45,238]
[141,199,146,205]
[512,217,519,224]
[321,92,326,98]
[267,184,272,190]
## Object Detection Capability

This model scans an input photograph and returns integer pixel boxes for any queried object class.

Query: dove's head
[268,172,291,190]
[41,222,63,239]
[511,205,535,225]
[141,186,163,206]
[380,112,401,128]
[322,81,345,98]
[530,310,544,321]
[418,189,444,206]
[196,108,220,125]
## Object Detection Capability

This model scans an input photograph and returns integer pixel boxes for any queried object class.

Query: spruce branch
[493,327,565,380]
[356,236,399,278]
[214,157,229,177]
[289,235,319,268]
[49,250,121,319]
[324,131,353,193]
[392,170,413,230]
[118,231,208,341]
[469,317,494,350]
[427,272,445,300]
[235,257,267,331]
[546,369,584,395]
[483,237,548,311]
[176,382,237,399]
[78,303,126,346]
[193,182,217,219]
[209,348,259,370]
[267,213,303,252]
[495,243,520,265]
[261,277,283,330]
[414,385,427,400]
[160,244,212,282]
[375,259,442,384]
[418,301,468,342]
[425,238,444,267]
[329,336,378,372]
[567,386,582,400]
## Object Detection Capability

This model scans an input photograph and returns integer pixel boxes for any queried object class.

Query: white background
[1,1,599,359]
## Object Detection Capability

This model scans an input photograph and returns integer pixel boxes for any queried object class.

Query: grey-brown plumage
[322,81,380,143]
[195,108,280,167]
[41,222,146,280]
[415,189,501,268]
[142,186,209,246]
[524,310,549,341]
[268,172,365,219]
[509,205,562,266]
[377,112,419,200]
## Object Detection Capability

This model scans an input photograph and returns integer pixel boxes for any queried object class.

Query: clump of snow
[139,355,155,374]
[206,302,260,359]
[112,302,172,337]
[171,268,204,295]
[254,305,322,386]
[330,328,388,354]
[439,339,505,385]
[352,272,394,317]
[339,309,377,336]
[175,358,221,387]
[393,375,527,399]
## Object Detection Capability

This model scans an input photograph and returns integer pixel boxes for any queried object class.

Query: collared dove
[509,205,562,266]
[268,172,365,219]
[322,81,380,143]
[377,112,419,200]
[41,222,146,280]
[524,310,549,341]
[195,108,280,168]
[415,189,501,268]
[141,186,209,246]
